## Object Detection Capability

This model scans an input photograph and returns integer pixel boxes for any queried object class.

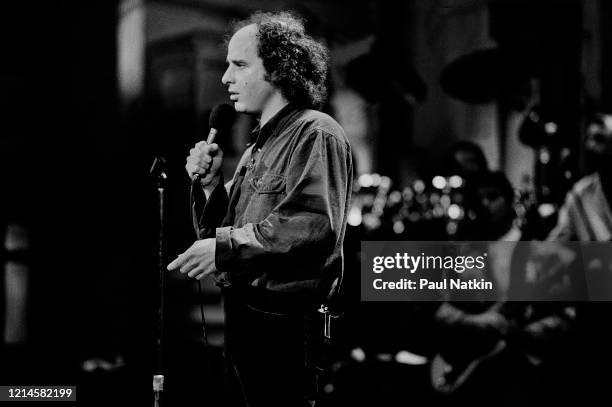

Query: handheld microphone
[206,103,235,144]
[191,104,234,351]
[195,103,235,181]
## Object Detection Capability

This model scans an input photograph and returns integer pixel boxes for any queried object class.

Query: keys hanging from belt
[318,304,335,341]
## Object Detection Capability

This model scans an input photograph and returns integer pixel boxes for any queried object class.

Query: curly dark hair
[228,11,329,108]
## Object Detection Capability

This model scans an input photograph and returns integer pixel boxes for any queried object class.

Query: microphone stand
[150,157,167,407]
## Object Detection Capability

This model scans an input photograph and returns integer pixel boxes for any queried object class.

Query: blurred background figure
[471,171,519,241]
[443,141,490,180]
[431,170,578,407]
[544,108,612,406]
[548,110,612,241]
[3,0,612,406]
[431,170,524,407]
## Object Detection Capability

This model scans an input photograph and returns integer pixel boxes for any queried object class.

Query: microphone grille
[209,103,235,131]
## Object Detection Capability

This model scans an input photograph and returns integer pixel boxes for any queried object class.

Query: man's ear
[264,70,277,83]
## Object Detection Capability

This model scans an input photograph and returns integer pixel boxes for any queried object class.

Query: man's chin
[232,103,257,116]
[232,102,246,112]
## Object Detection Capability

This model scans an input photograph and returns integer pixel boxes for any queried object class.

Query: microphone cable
[190,177,209,349]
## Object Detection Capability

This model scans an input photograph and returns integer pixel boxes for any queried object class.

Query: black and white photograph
[1,0,612,406]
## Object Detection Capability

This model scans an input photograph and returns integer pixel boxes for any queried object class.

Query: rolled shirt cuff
[215,226,234,273]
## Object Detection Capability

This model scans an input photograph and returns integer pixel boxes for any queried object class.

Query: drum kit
[328,44,582,405]
[348,170,537,242]
[345,45,560,241]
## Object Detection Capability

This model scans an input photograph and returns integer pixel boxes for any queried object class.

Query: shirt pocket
[244,173,287,224]
[249,172,286,194]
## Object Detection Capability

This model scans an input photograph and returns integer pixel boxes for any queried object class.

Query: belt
[222,284,319,316]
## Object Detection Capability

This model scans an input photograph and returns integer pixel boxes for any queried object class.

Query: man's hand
[167,238,218,280]
[185,141,224,187]
[465,311,510,336]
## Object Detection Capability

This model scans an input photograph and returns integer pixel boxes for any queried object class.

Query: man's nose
[221,66,232,85]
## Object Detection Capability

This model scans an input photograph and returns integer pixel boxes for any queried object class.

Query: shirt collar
[249,103,296,147]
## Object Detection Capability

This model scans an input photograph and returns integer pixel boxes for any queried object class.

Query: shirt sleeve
[192,174,229,239]
[215,129,352,282]
[192,146,254,239]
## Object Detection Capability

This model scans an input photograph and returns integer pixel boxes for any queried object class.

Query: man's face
[477,186,512,226]
[585,114,612,157]
[454,150,484,175]
[221,25,275,116]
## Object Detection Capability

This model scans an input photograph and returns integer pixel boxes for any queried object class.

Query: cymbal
[440,48,535,104]
[345,48,427,104]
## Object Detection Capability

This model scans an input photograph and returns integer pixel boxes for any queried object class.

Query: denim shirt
[193,104,353,301]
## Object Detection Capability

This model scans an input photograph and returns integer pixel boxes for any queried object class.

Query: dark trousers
[222,287,321,407]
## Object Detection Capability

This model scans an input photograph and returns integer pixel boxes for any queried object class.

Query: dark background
[1,1,611,406]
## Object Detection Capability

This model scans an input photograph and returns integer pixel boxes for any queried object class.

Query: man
[167,12,352,407]
[433,172,518,404]
[444,140,490,180]
[547,111,612,241]
[544,110,612,404]
[432,171,573,406]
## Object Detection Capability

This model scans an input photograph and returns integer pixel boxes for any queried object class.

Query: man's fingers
[179,263,194,275]
[169,239,215,279]
[201,173,217,185]
[180,259,197,274]
[187,263,214,279]
[197,159,211,171]
[186,163,209,178]
[188,265,203,278]
[188,160,208,171]
[169,245,195,272]
[199,143,220,157]
[186,260,214,279]
[193,267,215,280]
[167,255,184,271]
